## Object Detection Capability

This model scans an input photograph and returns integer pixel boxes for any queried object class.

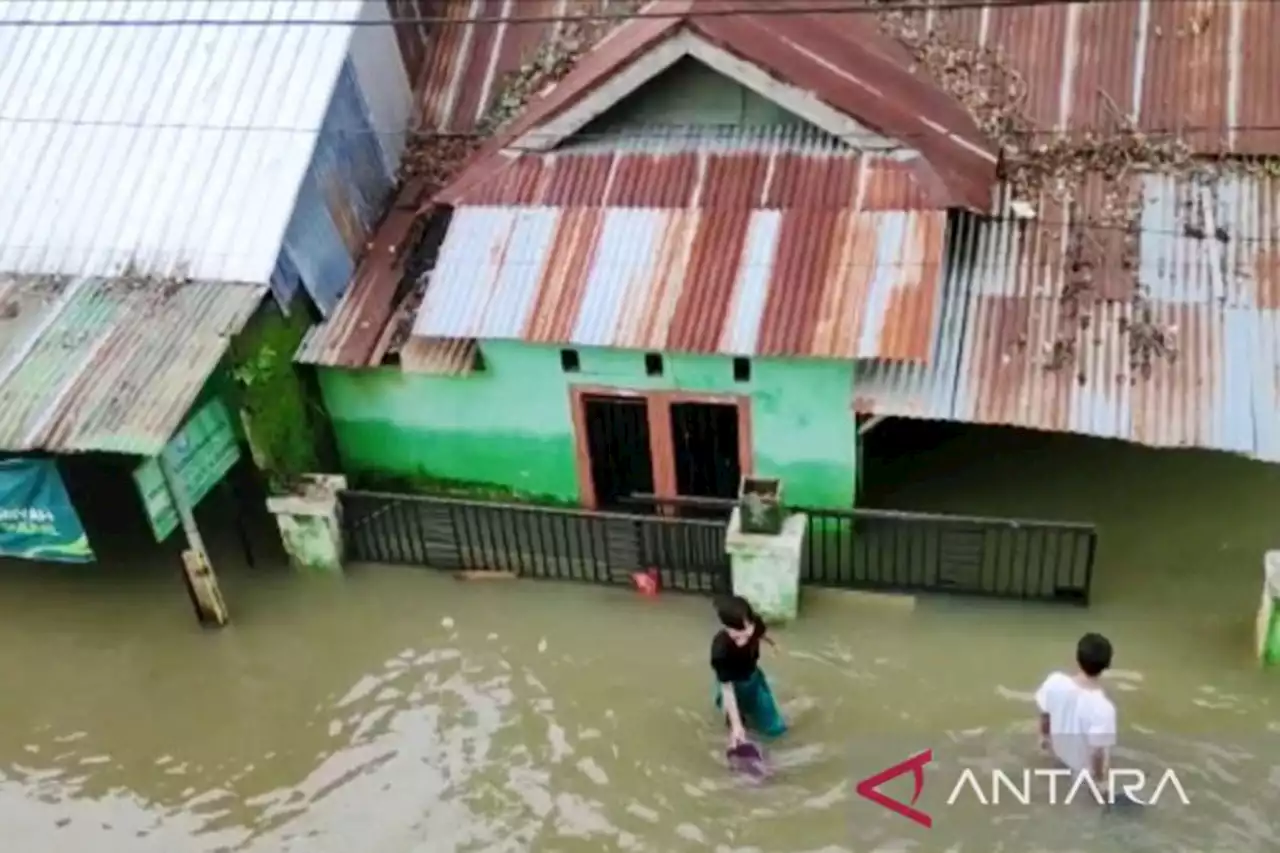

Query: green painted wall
[583,56,808,129]
[319,342,856,509]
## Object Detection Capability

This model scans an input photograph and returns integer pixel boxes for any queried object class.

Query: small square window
[733,357,751,382]
[560,348,580,372]
[644,352,664,376]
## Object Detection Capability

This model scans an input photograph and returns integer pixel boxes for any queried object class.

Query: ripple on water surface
[0,570,1277,852]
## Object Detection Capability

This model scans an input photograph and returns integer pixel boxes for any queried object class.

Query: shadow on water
[0,428,1277,851]
[860,419,1280,610]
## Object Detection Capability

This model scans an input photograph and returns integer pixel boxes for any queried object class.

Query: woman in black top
[711,594,786,744]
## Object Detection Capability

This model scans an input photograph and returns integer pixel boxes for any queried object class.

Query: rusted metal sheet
[431,0,997,211]
[416,0,621,132]
[399,337,479,375]
[855,174,1280,461]
[930,0,1272,153]
[411,190,947,360]
[388,0,436,84]
[295,190,425,368]
[452,126,940,209]
[1235,0,1280,154]
[0,275,265,455]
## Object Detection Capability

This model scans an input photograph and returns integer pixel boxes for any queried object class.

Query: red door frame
[569,385,754,511]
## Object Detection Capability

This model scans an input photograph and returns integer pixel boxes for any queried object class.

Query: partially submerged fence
[802,507,1095,604]
[340,491,1097,605]
[340,490,730,593]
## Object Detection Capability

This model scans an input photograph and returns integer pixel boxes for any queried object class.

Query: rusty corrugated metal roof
[295,186,426,368]
[418,1,1280,153]
[0,274,264,455]
[412,204,945,359]
[411,128,946,360]
[855,173,1280,462]
[434,0,996,211]
[317,0,1280,370]
[929,0,1280,153]
[453,125,942,209]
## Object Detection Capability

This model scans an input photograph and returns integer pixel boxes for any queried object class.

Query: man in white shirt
[1034,633,1118,797]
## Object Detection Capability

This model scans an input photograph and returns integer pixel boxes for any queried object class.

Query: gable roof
[434,0,998,212]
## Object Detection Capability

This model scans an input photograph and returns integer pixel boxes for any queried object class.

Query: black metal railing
[622,494,1096,605]
[802,507,1095,604]
[341,490,730,594]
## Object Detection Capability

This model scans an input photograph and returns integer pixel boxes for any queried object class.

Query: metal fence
[624,495,1096,605]
[802,507,1095,605]
[341,490,730,593]
[341,491,1097,605]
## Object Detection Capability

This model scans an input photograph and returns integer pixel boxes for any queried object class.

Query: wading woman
[710,594,786,745]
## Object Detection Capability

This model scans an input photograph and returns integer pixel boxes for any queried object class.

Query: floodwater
[2,427,1279,852]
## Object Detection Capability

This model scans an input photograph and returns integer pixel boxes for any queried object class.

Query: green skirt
[714,668,786,737]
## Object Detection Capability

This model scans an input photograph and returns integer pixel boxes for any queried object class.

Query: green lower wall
[318,342,856,509]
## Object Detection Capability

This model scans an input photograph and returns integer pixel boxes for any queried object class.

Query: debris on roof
[479,1,645,135]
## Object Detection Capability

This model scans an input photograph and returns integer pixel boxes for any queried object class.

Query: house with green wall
[305,7,997,512]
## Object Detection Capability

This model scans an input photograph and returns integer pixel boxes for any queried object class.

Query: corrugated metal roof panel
[0,274,265,455]
[436,1,996,211]
[418,1,1280,154]
[855,173,1280,462]
[413,199,947,360]
[0,0,364,283]
[294,192,425,368]
[928,0,1277,154]
[453,126,941,209]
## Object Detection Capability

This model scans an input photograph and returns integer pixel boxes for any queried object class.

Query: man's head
[1076,632,1113,677]
[714,594,756,646]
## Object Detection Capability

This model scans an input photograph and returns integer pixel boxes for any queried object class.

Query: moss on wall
[229,303,331,492]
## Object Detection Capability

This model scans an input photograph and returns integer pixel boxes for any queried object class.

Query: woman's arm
[721,682,747,744]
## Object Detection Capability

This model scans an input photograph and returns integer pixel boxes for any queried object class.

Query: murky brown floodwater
[3,428,1279,852]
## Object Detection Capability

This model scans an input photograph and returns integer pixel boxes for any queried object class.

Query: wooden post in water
[158,451,229,627]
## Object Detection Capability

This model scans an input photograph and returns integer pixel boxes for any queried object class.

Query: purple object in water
[726,740,770,779]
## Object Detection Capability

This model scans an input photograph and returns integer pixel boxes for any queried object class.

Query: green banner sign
[135,399,241,542]
[0,458,94,563]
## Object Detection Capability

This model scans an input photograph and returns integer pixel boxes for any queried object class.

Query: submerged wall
[319,342,856,509]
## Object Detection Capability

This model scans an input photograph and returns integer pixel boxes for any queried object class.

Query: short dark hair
[1076,632,1113,676]
[714,594,754,630]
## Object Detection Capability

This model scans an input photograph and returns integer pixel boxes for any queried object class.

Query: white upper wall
[0,0,376,283]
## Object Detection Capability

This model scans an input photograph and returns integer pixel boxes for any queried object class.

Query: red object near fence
[631,567,659,596]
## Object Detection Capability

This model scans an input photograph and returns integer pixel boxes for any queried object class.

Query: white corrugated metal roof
[0,0,364,283]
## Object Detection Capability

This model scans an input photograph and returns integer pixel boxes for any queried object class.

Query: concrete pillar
[266,474,347,574]
[725,508,807,624]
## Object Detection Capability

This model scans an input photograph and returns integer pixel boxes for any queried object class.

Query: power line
[0,114,1272,146]
[0,0,1158,29]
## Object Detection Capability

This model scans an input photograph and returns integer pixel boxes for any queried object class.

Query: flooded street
[2,429,1279,852]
